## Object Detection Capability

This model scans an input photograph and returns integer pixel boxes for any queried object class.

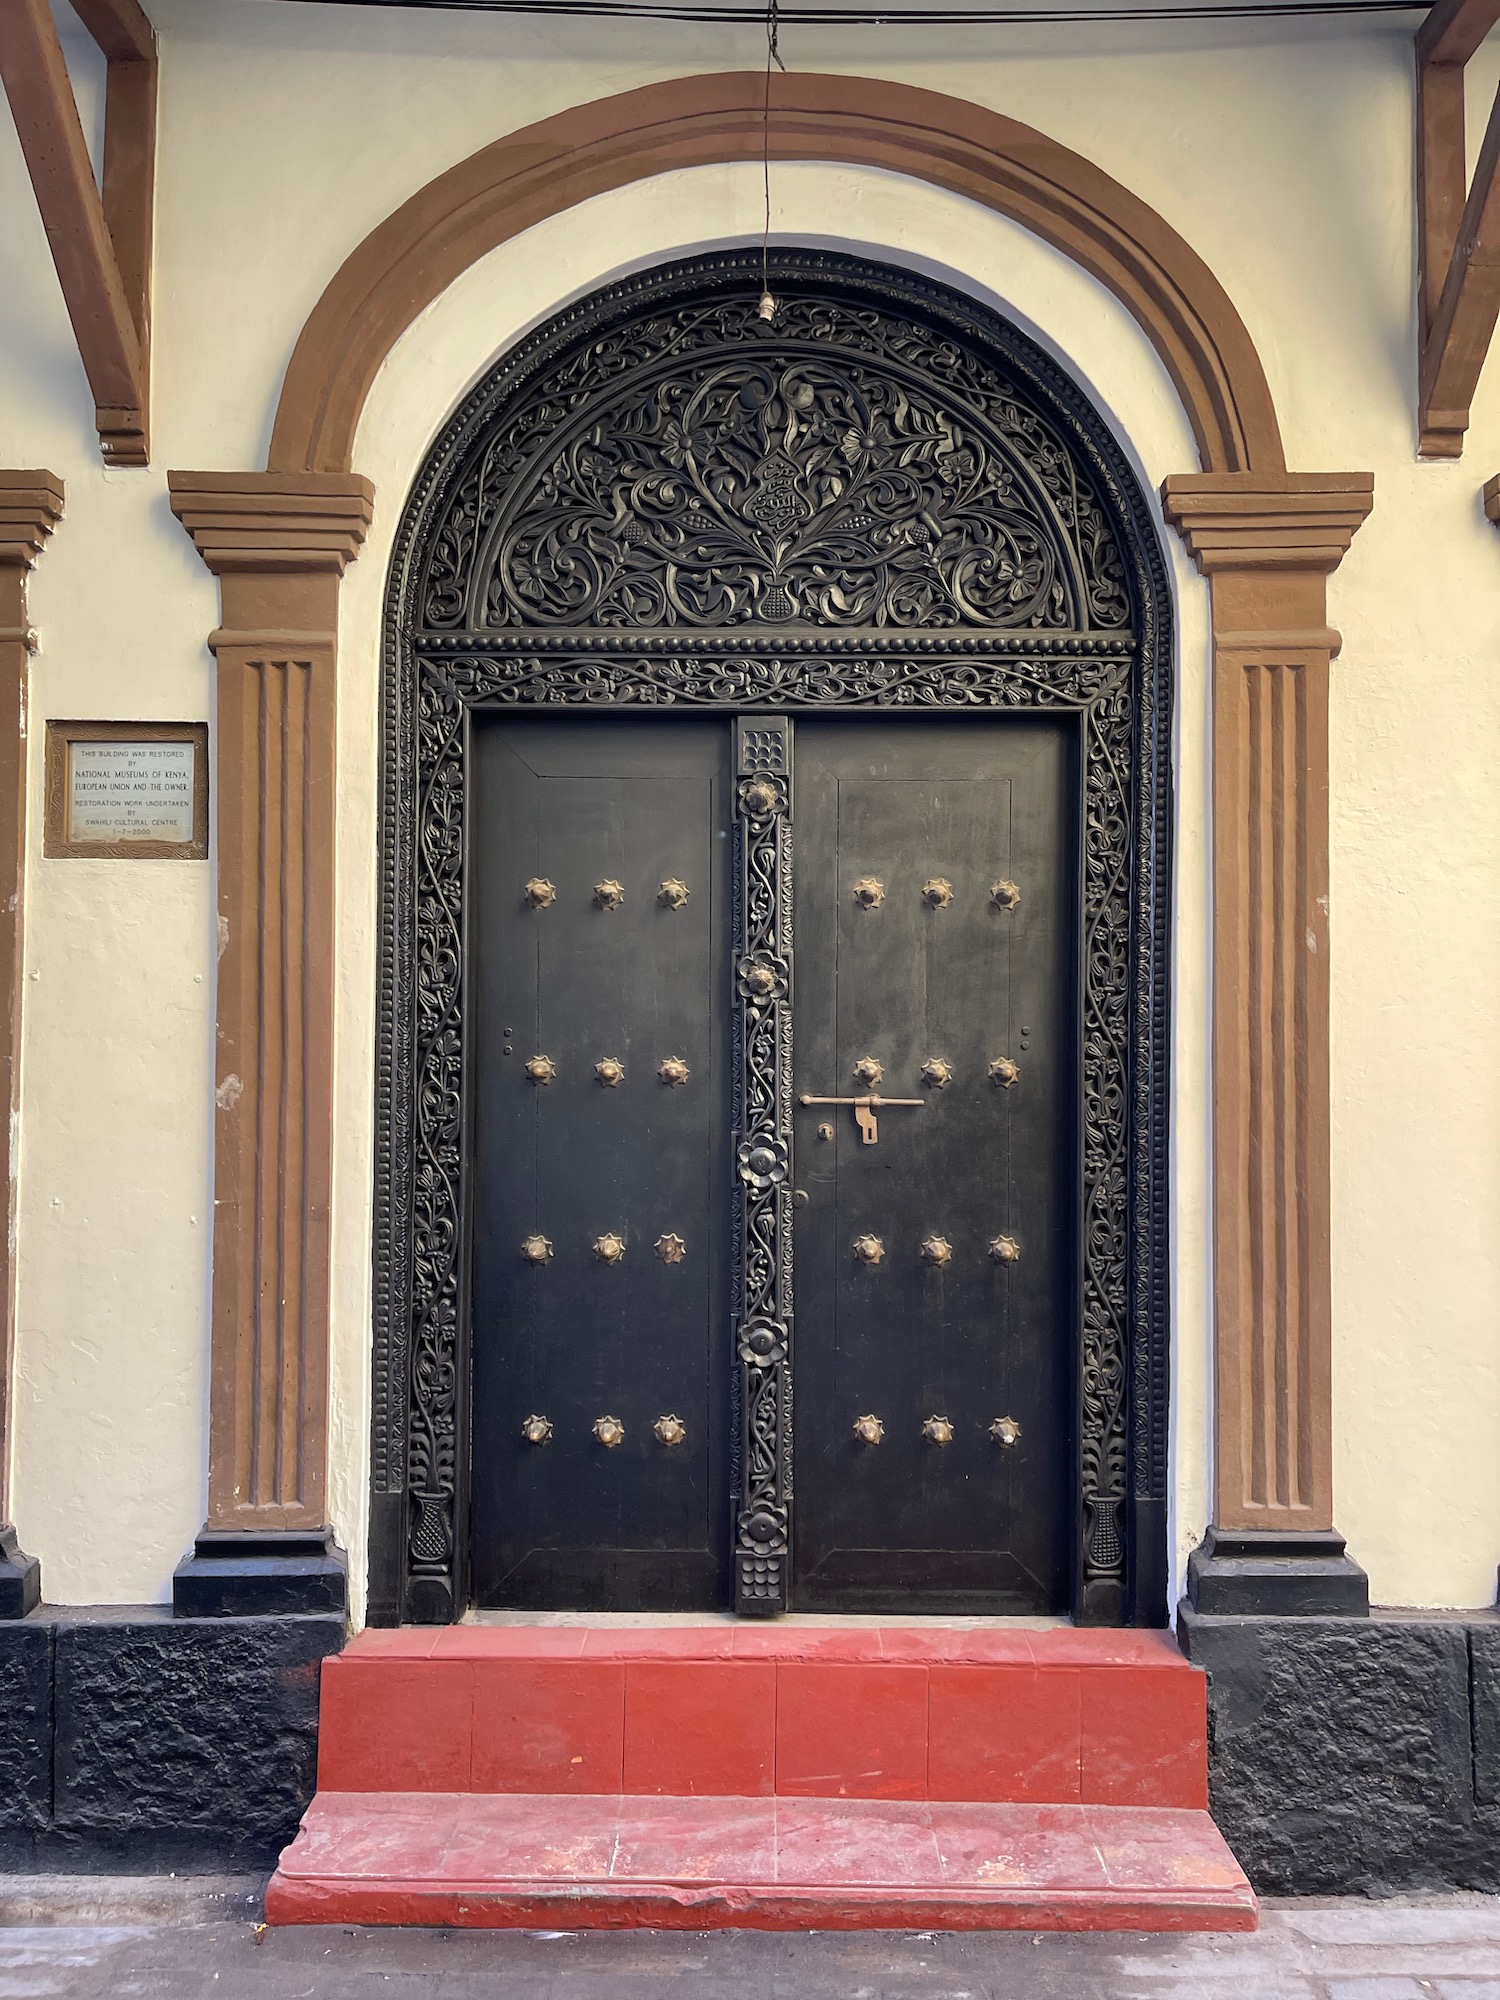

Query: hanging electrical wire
[759,0,786,321]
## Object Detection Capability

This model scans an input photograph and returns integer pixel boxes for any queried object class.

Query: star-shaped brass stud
[655,1233,687,1265]
[852,1234,885,1265]
[922,1415,955,1446]
[594,1057,625,1087]
[593,1414,625,1448]
[593,1231,626,1265]
[525,1055,557,1086]
[520,1235,553,1265]
[657,878,690,909]
[988,1056,1020,1089]
[653,1414,688,1446]
[920,1057,953,1089]
[853,1414,885,1445]
[594,879,625,910]
[521,1414,553,1444]
[921,1234,953,1266]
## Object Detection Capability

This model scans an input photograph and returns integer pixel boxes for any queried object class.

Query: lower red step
[265,1791,1257,1932]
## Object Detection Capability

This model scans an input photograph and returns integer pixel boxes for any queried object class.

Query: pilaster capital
[1160,472,1374,577]
[0,471,65,573]
[168,471,374,578]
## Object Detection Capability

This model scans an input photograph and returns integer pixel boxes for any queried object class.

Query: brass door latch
[799,1092,924,1144]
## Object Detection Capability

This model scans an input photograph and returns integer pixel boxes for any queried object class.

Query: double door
[469,713,1075,1613]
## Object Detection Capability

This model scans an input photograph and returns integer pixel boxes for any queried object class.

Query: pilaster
[0,471,63,1619]
[169,471,371,1614]
[1163,471,1374,1615]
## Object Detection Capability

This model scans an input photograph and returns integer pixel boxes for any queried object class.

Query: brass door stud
[594,879,625,910]
[658,1057,690,1087]
[991,879,1022,911]
[522,1415,553,1445]
[520,1235,553,1265]
[593,1415,625,1448]
[852,1234,886,1265]
[922,1415,955,1445]
[852,876,885,909]
[922,877,954,909]
[921,1234,953,1266]
[655,1233,687,1264]
[593,1232,627,1264]
[852,1056,884,1087]
[853,1414,885,1445]
[989,1057,1020,1089]
[989,1235,1021,1265]
[524,878,556,908]
[920,1057,952,1089]
[658,878,690,909]
[525,1055,558,1086]
[594,1057,625,1087]
[990,1415,1023,1448]
[653,1415,687,1446]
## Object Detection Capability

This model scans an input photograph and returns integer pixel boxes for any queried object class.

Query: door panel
[791,719,1076,1613]
[469,718,732,1610]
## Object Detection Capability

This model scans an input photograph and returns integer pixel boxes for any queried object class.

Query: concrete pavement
[0,1880,1497,1997]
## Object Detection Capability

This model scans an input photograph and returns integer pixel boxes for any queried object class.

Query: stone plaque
[45,721,209,859]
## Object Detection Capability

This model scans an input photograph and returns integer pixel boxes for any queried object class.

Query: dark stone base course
[0,1609,344,1874]
[1180,1605,1500,1896]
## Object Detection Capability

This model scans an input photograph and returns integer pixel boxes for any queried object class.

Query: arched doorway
[371,248,1173,1627]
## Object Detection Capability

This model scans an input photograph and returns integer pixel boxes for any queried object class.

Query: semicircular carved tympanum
[418,291,1131,636]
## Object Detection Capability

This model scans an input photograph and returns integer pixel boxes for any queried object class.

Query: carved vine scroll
[374,251,1173,1626]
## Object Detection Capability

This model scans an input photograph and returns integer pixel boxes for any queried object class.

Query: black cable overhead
[269,0,1424,21]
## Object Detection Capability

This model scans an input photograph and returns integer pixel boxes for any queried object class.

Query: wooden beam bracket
[0,0,156,466]
[1416,0,1500,458]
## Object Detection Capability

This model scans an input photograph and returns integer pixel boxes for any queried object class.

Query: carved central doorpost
[170,471,372,1615]
[1164,471,1374,1615]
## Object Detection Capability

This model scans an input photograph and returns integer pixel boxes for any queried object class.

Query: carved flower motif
[738,775,785,819]
[738,1318,787,1367]
[737,955,787,1003]
[739,1508,784,1548]
[737,1137,788,1190]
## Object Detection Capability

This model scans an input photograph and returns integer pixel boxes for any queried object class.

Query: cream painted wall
[1,0,1497,1610]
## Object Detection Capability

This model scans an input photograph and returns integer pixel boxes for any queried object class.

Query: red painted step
[314,1624,1210,1807]
[265,1791,1257,1932]
[267,1623,1254,1932]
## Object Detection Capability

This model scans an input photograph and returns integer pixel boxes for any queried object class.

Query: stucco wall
[1,0,1496,1613]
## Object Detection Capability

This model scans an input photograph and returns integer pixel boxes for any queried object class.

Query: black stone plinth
[172,1529,347,1618]
[0,1606,344,1872]
[1179,1602,1500,1895]
[0,1524,40,1620]
[1186,1526,1369,1616]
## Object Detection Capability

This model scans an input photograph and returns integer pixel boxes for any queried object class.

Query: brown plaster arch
[267,70,1285,478]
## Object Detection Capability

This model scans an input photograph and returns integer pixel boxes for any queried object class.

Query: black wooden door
[469,717,732,1610]
[469,712,1073,1615]
[791,719,1076,1613]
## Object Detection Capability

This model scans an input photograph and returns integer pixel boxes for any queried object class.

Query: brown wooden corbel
[0,0,156,466]
[1415,0,1500,458]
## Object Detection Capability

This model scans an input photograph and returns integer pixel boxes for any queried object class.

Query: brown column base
[0,1523,40,1619]
[1186,1527,1369,1618]
[172,1526,347,1619]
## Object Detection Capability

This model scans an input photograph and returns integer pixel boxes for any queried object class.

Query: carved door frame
[368,250,1174,1627]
